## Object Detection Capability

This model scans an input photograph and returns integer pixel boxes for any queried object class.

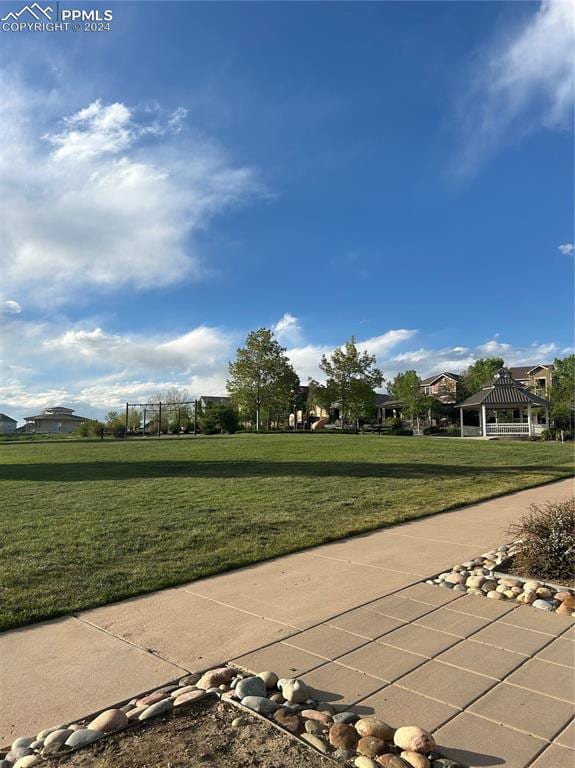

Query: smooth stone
[305,720,326,735]
[138,699,173,721]
[135,690,167,707]
[13,758,41,768]
[41,743,71,758]
[401,751,431,768]
[0,761,11,768]
[533,599,554,611]
[357,736,388,758]
[452,584,467,592]
[171,685,197,697]
[241,696,279,716]
[88,709,128,733]
[499,578,520,588]
[486,590,504,600]
[555,591,574,602]
[377,757,406,768]
[355,758,379,768]
[257,670,279,689]
[316,703,335,714]
[281,678,309,704]
[273,708,302,735]
[173,689,206,707]
[523,580,541,590]
[517,590,536,604]
[28,741,43,751]
[178,673,201,687]
[556,600,575,614]
[11,738,34,750]
[481,580,497,592]
[394,726,436,753]
[445,573,465,585]
[466,576,485,588]
[300,734,329,754]
[356,717,394,740]
[301,709,332,725]
[536,587,553,599]
[439,582,454,589]
[329,723,359,750]
[126,706,147,720]
[44,729,74,746]
[333,711,359,724]
[269,693,285,704]
[65,729,103,748]
[36,727,64,740]
[196,667,237,690]
[503,590,516,599]
[5,749,33,762]
[232,716,250,728]
[236,676,267,699]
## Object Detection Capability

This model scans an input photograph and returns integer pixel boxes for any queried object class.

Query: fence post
[124,403,129,439]
[193,400,198,436]
[158,402,162,437]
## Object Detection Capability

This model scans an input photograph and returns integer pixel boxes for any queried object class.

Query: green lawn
[0,434,572,631]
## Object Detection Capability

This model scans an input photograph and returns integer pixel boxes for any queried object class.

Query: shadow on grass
[0,460,570,482]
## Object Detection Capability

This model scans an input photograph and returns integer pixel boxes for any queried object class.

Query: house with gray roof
[23,406,89,434]
[0,413,17,434]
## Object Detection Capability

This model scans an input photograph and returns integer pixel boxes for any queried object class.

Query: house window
[537,378,546,389]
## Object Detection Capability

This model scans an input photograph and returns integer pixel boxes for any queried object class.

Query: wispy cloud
[0,76,262,307]
[273,313,303,345]
[558,242,575,255]
[1,300,22,315]
[454,0,574,174]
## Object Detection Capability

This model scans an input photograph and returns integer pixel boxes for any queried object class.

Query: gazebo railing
[485,423,545,435]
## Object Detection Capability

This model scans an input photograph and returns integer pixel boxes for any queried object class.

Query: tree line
[78,326,574,435]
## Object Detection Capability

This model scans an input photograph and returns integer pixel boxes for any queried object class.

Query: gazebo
[457,368,550,438]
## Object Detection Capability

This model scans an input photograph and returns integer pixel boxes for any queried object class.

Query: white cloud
[1,300,22,314]
[273,313,303,345]
[558,242,575,255]
[456,0,574,172]
[43,325,231,375]
[0,77,261,306]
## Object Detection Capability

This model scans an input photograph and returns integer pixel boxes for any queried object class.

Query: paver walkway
[1,478,573,767]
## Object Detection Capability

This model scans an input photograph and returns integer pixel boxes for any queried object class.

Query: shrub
[390,427,413,436]
[507,499,575,583]
[423,425,445,435]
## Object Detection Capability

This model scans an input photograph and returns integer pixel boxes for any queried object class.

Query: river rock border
[425,539,575,615]
[0,667,463,768]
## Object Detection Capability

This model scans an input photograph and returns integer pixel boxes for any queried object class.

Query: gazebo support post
[459,407,464,438]
[545,404,550,428]
[481,405,487,437]
[527,403,532,437]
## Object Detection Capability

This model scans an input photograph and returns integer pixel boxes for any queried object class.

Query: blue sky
[0,0,573,422]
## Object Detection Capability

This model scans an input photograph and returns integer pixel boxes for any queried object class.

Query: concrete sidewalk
[1,479,573,767]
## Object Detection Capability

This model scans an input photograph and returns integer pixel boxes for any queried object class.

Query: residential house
[23,406,89,434]
[0,413,17,434]
[509,364,554,395]
[198,395,232,410]
[420,372,460,403]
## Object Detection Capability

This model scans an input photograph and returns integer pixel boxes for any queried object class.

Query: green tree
[460,357,505,398]
[227,328,299,431]
[199,404,240,435]
[549,355,575,429]
[388,370,434,431]
[319,338,384,428]
[77,419,104,437]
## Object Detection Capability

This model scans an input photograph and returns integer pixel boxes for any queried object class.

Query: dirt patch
[47,699,334,768]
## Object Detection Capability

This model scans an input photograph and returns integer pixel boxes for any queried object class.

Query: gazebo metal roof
[457,368,549,409]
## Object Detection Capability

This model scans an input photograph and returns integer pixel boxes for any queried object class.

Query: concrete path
[1,478,573,767]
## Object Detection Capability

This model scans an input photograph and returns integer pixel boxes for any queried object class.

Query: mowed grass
[0,434,572,631]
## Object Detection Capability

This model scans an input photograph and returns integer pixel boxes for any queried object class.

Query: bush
[507,499,575,583]
[390,427,413,436]
[199,405,240,435]
[423,425,445,435]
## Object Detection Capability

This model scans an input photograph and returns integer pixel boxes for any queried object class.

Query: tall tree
[227,328,299,431]
[388,370,434,431]
[460,357,505,398]
[549,354,575,429]
[319,338,384,428]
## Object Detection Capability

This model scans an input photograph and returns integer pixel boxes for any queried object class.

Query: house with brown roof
[23,406,89,434]
[509,364,554,395]
[419,372,460,403]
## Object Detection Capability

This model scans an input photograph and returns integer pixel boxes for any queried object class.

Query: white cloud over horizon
[0,76,262,308]
[455,0,574,173]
